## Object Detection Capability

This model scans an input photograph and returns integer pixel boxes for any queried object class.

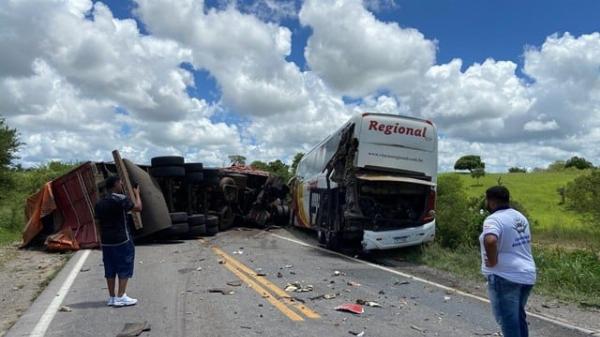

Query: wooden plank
[112,150,143,230]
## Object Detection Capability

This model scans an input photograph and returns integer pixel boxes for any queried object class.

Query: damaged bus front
[290,113,438,251]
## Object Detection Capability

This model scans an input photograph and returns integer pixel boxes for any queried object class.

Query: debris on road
[80,267,90,272]
[333,270,345,276]
[335,303,364,314]
[410,325,426,333]
[310,293,338,301]
[116,321,151,337]
[284,264,293,268]
[349,331,365,336]
[347,281,361,287]
[208,288,235,295]
[277,272,283,278]
[394,280,410,285]
[356,299,381,307]
[232,250,244,255]
[284,282,313,293]
[59,306,72,312]
[196,267,203,271]
[444,296,451,302]
[227,281,242,287]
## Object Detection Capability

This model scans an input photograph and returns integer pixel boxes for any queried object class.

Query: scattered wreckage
[21,150,290,251]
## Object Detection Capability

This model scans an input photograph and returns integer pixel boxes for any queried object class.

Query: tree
[250,160,269,171]
[547,160,566,171]
[228,154,246,166]
[290,152,304,176]
[454,155,485,172]
[508,167,527,173]
[0,117,21,170]
[565,156,594,170]
[471,167,485,185]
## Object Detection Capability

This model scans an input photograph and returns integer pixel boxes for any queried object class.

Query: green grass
[447,170,600,250]
[0,162,76,247]
[0,227,20,246]
[410,243,600,307]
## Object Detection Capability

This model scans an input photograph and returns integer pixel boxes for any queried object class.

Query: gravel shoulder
[0,242,70,337]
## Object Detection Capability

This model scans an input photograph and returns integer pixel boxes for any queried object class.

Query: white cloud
[135,0,309,117]
[1,0,599,172]
[523,119,559,132]
[300,0,436,97]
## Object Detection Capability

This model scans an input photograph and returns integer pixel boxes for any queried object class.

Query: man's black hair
[105,175,121,190]
[486,185,510,204]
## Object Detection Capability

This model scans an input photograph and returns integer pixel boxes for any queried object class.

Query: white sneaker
[107,297,116,306]
[113,294,138,307]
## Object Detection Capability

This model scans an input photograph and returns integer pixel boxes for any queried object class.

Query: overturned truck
[21,152,290,250]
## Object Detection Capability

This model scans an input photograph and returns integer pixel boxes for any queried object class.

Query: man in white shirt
[480,186,536,337]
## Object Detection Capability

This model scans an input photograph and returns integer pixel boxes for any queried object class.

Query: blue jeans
[487,274,533,337]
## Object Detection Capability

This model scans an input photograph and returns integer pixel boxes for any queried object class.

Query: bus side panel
[356,143,437,179]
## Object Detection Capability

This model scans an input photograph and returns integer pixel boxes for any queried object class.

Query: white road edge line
[270,233,600,336]
[30,249,92,337]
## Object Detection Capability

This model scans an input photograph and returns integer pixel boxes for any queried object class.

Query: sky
[1,0,599,172]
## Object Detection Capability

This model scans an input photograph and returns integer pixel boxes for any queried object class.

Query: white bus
[290,113,438,251]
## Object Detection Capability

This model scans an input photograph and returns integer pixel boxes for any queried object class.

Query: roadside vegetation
[0,117,76,246]
[411,157,600,307]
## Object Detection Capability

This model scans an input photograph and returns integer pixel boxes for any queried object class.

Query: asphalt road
[6,228,596,337]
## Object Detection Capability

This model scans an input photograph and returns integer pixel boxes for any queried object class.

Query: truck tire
[205,216,219,236]
[188,214,206,226]
[205,224,218,236]
[185,172,204,184]
[202,168,220,186]
[151,156,184,167]
[219,206,235,230]
[150,166,185,178]
[187,223,206,237]
[184,163,204,172]
[159,222,189,239]
[170,212,188,224]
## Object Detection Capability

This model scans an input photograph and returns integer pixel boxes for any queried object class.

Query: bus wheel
[317,230,327,246]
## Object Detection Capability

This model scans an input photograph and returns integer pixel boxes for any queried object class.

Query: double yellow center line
[211,246,320,322]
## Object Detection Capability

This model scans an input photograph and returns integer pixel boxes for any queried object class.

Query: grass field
[418,169,600,307]
[449,170,600,250]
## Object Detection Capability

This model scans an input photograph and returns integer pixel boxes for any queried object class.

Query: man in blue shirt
[95,176,142,307]
[480,186,536,337]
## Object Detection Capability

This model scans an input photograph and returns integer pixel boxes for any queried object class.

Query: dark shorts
[102,240,135,279]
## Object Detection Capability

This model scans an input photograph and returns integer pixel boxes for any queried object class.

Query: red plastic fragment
[335,303,364,314]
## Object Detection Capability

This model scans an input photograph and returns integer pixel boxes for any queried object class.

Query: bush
[565,156,594,170]
[436,175,485,249]
[0,162,75,237]
[508,167,527,173]
[564,170,600,219]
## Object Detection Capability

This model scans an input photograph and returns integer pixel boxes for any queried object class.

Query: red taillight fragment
[421,189,436,223]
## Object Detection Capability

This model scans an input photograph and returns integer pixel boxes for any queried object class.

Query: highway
[6,228,596,337]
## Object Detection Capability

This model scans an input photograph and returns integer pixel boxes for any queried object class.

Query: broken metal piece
[284,282,313,293]
[227,281,242,287]
[349,331,365,337]
[208,288,235,295]
[410,325,426,333]
[356,299,381,307]
[59,306,72,312]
